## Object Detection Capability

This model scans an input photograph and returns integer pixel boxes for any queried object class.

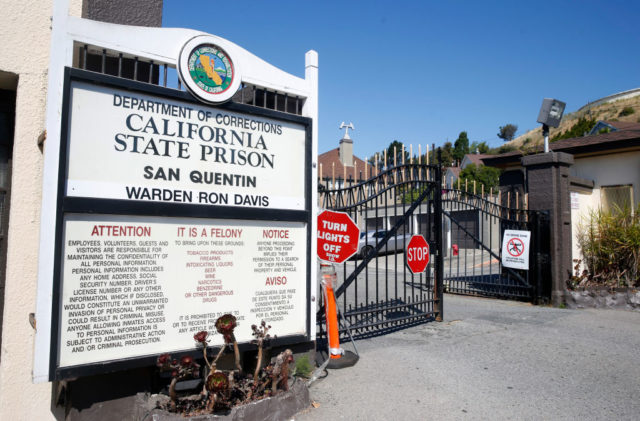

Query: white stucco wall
[68,0,82,16]
[0,0,55,419]
[569,151,640,272]
[1,2,318,418]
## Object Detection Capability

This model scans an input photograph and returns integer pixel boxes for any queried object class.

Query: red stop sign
[406,235,430,274]
[317,210,360,263]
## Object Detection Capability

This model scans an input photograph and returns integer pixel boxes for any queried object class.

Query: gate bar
[434,162,444,322]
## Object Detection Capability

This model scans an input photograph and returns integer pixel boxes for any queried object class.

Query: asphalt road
[296,294,640,421]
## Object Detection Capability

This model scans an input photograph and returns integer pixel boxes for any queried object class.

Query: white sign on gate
[501,229,531,270]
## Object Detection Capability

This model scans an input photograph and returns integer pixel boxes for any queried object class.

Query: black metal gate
[441,188,551,302]
[317,164,444,342]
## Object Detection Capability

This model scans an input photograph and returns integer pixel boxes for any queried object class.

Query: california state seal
[178,36,241,104]
[187,45,234,94]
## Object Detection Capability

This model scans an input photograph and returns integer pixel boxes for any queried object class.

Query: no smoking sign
[501,230,531,270]
[506,237,524,257]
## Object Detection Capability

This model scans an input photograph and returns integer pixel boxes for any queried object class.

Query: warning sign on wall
[501,230,531,270]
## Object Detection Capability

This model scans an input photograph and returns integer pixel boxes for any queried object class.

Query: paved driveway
[296,294,640,421]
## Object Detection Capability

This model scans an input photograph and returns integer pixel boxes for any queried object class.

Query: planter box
[67,380,310,421]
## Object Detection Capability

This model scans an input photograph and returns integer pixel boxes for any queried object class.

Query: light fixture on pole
[537,98,566,153]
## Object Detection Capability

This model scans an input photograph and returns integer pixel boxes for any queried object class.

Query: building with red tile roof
[318,132,371,188]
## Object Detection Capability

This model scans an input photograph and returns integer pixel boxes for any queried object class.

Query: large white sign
[501,229,531,270]
[59,214,307,368]
[65,81,307,210]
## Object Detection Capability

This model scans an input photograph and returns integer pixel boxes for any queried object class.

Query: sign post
[405,235,430,274]
[317,210,360,264]
[317,214,360,369]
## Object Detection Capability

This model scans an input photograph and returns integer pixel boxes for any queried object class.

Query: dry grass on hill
[508,94,640,150]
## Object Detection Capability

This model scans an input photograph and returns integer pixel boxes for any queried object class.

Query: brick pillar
[521,152,573,305]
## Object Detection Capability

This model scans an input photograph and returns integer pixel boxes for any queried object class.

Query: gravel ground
[295,294,640,421]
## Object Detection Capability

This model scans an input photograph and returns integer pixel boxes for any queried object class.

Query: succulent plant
[215,314,237,343]
[154,319,288,415]
[193,330,209,344]
[206,371,229,393]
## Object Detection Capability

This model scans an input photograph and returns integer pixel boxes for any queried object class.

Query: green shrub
[487,144,516,154]
[574,205,640,289]
[400,184,429,203]
[551,117,596,141]
[458,163,501,191]
[619,106,635,117]
[293,355,313,378]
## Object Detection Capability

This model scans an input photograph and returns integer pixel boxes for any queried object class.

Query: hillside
[506,92,640,151]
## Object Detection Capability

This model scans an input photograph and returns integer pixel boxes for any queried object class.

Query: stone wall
[565,288,640,311]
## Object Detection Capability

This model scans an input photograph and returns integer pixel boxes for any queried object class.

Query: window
[600,185,634,213]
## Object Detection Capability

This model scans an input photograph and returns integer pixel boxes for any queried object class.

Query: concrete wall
[576,87,640,113]
[569,151,640,271]
[0,0,54,419]
[69,0,82,16]
[82,0,163,27]
[0,1,163,419]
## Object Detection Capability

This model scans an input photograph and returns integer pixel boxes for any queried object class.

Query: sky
[162,0,640,159]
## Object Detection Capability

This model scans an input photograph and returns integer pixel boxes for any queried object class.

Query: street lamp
[537,98,566,153]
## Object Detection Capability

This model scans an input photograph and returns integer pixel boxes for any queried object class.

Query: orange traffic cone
[320,263,358,369]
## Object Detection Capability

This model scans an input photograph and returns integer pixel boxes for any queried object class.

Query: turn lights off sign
[317,210,360,263]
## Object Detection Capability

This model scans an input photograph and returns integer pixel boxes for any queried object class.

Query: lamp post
[537,98,566,153]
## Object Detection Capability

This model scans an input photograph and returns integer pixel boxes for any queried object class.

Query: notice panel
[65,81,307,210]
[59,214,307,368]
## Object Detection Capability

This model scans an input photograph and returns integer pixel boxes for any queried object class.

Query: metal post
[531,211,540,303]
[543,124,550,153]
[434,150,444,322]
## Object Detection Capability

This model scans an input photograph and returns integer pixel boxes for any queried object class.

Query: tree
[385,140,409,166]
[453,131,469,163]
[458,163,501,190]
[368,140,410,173]
[438,142,454,166]
[470,141,490,154]
[497,124,518,142]
[415,142,461,166]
